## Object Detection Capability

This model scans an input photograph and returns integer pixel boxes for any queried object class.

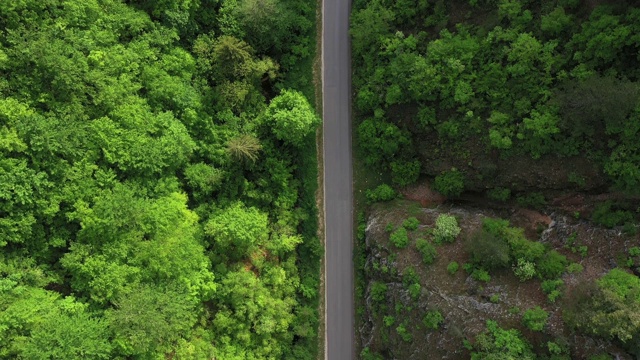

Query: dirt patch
[400,180,447,207]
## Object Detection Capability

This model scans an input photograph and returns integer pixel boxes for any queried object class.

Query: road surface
[322,0,354,357]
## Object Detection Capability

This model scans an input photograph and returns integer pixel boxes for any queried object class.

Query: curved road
[322,0,354,358]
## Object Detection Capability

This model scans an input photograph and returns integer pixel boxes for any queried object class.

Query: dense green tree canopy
[0,0,320,358]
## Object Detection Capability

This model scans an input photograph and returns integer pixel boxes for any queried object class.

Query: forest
[351,0,640,359]
[0,0,320,359]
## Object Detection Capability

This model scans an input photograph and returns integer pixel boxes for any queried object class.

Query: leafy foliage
[433,214,461,244]
[416,238,437,265]
[423,310,444,330]
[522,306,549,331]
[390,226,410,248]
[434,169,465,198]
[565,269,640,354]
[366,184,397,203]
[472,320,536,359]
[0,0,320,358]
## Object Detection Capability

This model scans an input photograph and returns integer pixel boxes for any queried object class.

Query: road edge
[313,0,325,357]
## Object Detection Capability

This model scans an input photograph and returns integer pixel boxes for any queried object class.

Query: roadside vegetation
[351,0,640,359]
[0,0,320,359]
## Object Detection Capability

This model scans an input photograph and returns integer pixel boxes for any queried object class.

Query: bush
[472,320,535,359]
[487,187,511,202]
[591,201,634,228]
[434,214,461,243]
[402,267,420,287]
[408,283,421,300]
[360,347,384,360]
[370,282,388,303]
[383,316,395,327]
[471,268,491,282]
[516,192,546,209]
[389,227,409,248]
[587,355,613,360]
[468,230,511,270]
[416,238,437,265]
[391,160,421,187]
[402,217,420,231]
[365,184,396,203]
[447,261,459,275]
[522,306,549,331]
[434,169,465,197]
[567,263,583,273]
[509,235,545,262]
[423,310,444,330]
[396,323,412,342]
[513,258,536,281]
[537,250,568,279]
[541,279,564,302]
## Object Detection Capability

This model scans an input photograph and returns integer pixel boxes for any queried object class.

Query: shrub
[402,217,420,230]
[370,282,388,303]
[402,267,420,287]
[472,268,491,282]
[360,347,384,360]
[509,236,545,262]
[541,279,564,302]
[547,341,565,356]
[489,294,500,303]
[577,245,588,257]
[468,230,511,270]
[587,355,613,360]
[513,258,536,281]
[408,283,421,300]
[383,316,395,327]
[487,187,511,202]
[516,192,546,209]
[416,238,437,265]
[591,201,634,228]
[391,160,421,187]
[630,247,640,257]
[396,323,412,342]
[365,184,396,203]
[434,169,465,197]
[472,320,535,359]
[537,250,568,279]
[567,263,583,273]
[434,214,461,244]
[522,306,548,331]
[423,310,444,330]
[390,227,409,248]
[447,261,459,275]
[623,222,637,235]
[482,217,510,235]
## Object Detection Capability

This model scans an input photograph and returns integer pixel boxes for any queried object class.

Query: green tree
[263,90,320,147]
[566,269,640,354]
[205,202,269,259]
[106,284,198,358]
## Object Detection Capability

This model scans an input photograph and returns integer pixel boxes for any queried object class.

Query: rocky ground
[358,196,639,359]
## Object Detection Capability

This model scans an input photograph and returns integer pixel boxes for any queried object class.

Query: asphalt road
[322,0,354,357]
